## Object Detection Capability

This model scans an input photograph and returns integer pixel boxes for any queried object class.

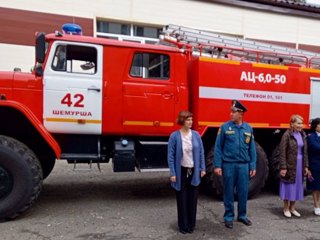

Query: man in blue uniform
[213,100,256,229]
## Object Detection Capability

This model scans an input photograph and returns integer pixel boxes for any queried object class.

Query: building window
[96,20,161,44]
[97,21,130,35]
[133,25,161,38]
[130,52,170,79]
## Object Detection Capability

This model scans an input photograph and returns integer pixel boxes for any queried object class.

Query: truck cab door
[43,41,103,134]
[122,51,175,135]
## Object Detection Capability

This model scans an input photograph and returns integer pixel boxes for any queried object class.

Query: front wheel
[0,135,43,220]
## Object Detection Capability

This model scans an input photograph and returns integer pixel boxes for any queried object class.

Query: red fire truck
[0,23,319,220]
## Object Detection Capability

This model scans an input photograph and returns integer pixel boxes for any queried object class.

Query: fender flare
[0,100,61,158]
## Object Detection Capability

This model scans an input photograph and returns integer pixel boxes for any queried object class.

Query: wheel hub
[0,166,13,199]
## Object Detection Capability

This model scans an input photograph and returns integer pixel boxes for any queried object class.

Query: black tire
[248,143,269,198]
[205,142,269,199]
[204,147,223,198]
[269,144,280,184]
[0,135,43,220]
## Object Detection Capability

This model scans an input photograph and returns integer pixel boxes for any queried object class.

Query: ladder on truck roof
[160,24,320,68]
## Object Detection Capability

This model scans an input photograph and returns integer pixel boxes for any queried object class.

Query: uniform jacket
[307,132,320,167]
[279,129,308,183]
[167,130,205,191]
[214,120,256,170]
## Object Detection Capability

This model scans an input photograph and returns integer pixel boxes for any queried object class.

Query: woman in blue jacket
[307,118,320,216]
[167,110,206,234]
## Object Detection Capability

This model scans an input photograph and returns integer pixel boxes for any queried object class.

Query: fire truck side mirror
[35,63,43,77]
[35,32,46,64]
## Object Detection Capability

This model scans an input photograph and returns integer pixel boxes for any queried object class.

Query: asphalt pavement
[1,161,320,240]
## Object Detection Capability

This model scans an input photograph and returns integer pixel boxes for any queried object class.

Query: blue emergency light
[62,23,83,35]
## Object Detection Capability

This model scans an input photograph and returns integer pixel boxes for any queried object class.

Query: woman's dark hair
[310,118,320,132]
[177,110,193,126]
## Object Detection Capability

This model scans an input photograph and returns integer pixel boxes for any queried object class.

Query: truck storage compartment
[137,141,168,169]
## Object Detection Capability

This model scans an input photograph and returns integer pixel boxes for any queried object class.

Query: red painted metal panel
[193,57,320,130]
[101,45,188,136]
[12,72,43,121]
[0,100,61,158]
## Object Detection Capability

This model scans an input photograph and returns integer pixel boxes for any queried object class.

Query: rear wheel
[205,142,269,199]
[269,144,280,184]
[205,147,223,197]
[248,143,269,198]
[0,135,43,220]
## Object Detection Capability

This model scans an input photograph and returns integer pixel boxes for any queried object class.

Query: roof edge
[198,0,320,19]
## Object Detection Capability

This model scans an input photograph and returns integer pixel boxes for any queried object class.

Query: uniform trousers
[222,162,249,222]
[175,166,198,231]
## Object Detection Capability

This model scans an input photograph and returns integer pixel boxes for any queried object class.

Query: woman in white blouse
[167,110,206,234]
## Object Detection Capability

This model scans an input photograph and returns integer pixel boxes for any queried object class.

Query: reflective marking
[199,56,240,65]
[160,122,174,127]
[199,122,269,127]
[299,68,320,73]
[199,86,310,104]
[198,121,223,126]
[252,63,288,70]
[123,121,153,126]
[123,121,173,126]
[45,118,101,124]
[250,123,270,127]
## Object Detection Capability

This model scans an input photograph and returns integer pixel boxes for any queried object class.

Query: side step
[61,153,102,172]
[61,153,100,161]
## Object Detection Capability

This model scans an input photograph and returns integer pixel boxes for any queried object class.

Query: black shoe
[225,221,233,229]
[186,228,194,234]
[179,229,187,234]
[238,218,252,226]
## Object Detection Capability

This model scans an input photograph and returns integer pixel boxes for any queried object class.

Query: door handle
[88,86,101,92]
[162,93,174,99]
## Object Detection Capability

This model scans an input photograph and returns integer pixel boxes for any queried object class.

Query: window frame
[51,44,98,75]
[129,51,170,80]
[96,20,161,44]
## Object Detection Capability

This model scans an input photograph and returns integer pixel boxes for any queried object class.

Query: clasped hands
[170,171,206,183]
[213,168,256,178]
[280,167,311,178]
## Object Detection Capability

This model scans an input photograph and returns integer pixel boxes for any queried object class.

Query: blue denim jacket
[167,130,205,191]
[214,121,256,170]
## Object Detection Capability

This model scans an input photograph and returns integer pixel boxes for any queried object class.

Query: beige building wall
[0,44,34,72]
[1,0,320,71]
